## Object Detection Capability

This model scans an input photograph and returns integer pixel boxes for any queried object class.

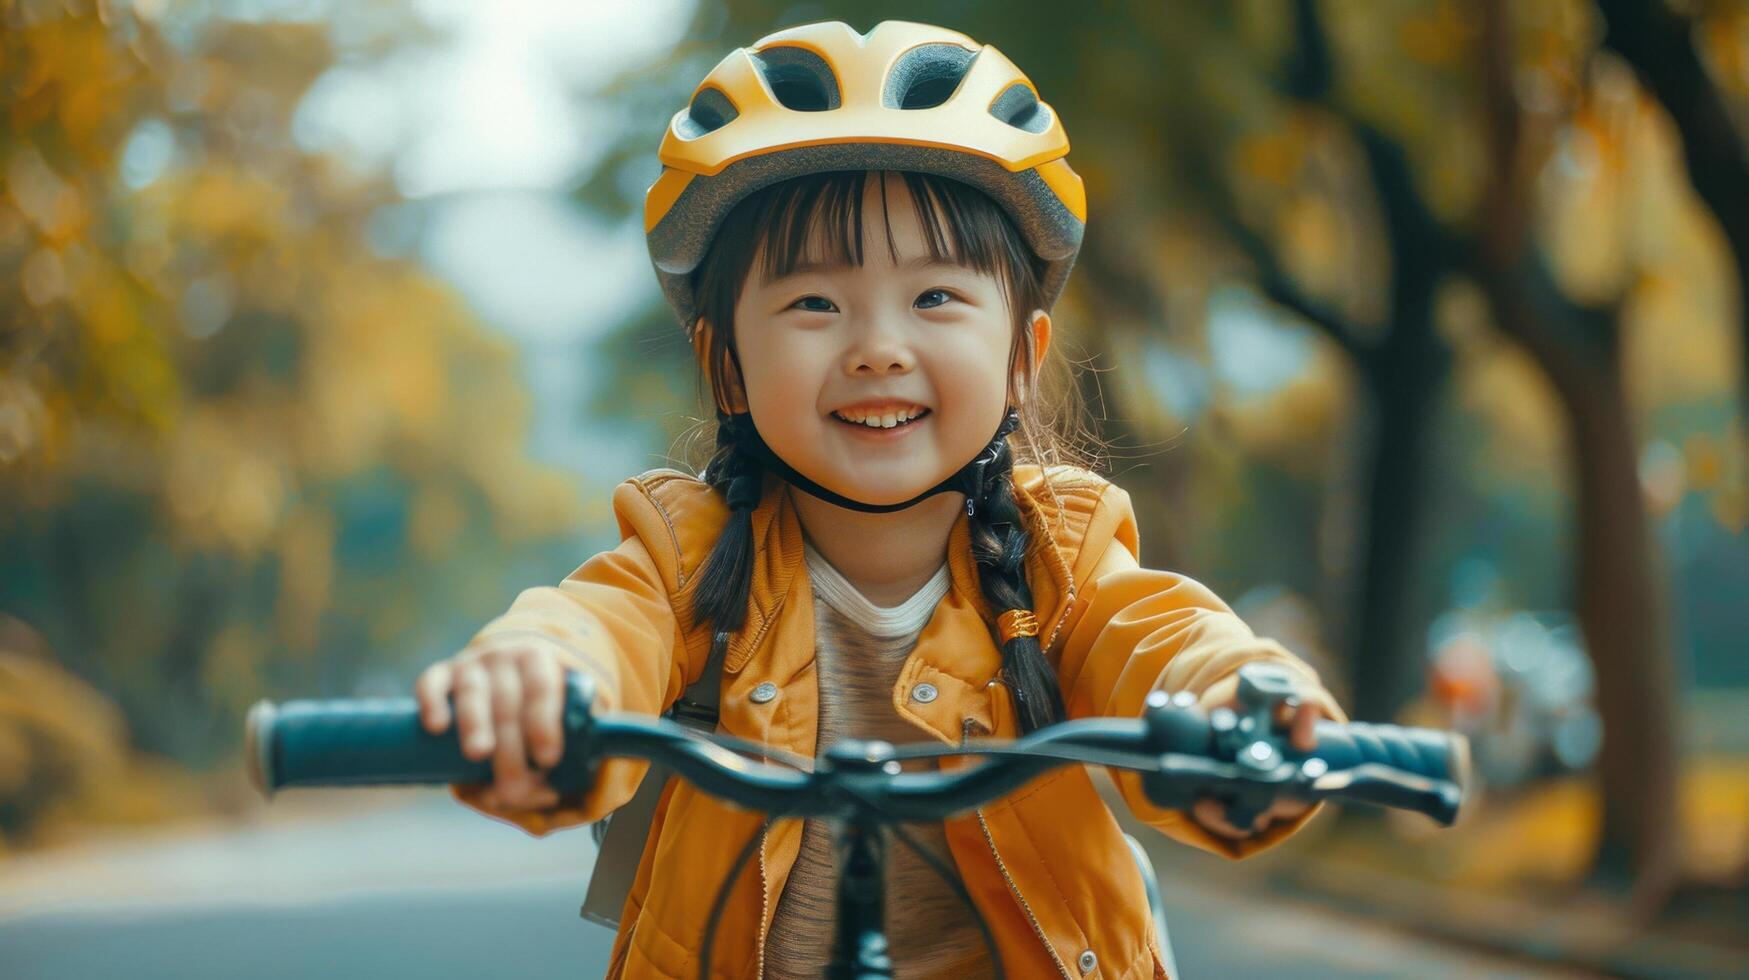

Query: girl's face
[727,174,1050,507]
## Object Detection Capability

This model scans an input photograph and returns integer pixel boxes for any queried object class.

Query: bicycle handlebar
[247,663,1469,828]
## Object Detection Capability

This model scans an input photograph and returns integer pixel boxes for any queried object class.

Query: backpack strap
[579,634,727,928]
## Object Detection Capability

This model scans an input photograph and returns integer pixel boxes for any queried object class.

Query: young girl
[415,20,1345,980]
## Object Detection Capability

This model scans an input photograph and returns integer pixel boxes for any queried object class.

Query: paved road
[0,791,1590,979]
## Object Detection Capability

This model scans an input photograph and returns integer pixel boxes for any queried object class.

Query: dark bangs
[753,171,1044,294]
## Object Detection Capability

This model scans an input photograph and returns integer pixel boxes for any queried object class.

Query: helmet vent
[990,82,1050,134]
[752,46,841,111]
[676,87,738,140]
[885,44,977,109]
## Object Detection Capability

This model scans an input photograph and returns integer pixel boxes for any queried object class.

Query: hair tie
[726,470,762,510]
[714,421,764,511]
[996,608,1039,645]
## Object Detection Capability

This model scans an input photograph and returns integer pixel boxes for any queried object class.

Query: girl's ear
[1013,309,1053,404]
[1028,309,1053,373]
[693,318,749,414]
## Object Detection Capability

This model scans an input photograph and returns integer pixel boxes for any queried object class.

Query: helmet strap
[719,408,1021,516]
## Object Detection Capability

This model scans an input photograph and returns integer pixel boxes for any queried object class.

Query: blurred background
[2,0,1746,977]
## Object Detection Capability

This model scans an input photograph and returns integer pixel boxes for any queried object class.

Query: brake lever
[546,672,602,795]
[1306,763,1463,826]
[1145,753,1304,829]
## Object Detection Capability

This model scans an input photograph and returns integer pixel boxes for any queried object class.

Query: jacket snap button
[749,682,778,704]
[910,683,938,704]
[1078,949,1097,974]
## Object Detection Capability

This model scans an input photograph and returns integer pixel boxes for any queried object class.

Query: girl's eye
[791,295,837,313]
[915,288,955,310]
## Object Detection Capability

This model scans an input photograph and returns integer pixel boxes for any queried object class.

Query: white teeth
[834,405,927,427]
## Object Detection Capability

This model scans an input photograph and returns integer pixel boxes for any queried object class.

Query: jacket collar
[726,466,1083,676]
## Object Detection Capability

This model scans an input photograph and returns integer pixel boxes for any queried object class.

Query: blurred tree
[1186,0,1462,726]
[1595,0,1749,421]
[1472,0,1681,911]
[0,0,582,776]
[1184,0,1693,911]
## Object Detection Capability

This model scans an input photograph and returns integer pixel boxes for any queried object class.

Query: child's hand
[1188,670,1330,841]
[415,637,573,812]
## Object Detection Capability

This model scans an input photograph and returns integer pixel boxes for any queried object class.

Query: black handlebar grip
[245,696,493,795]
[244,675,600,797]
[1300,720,1469,787]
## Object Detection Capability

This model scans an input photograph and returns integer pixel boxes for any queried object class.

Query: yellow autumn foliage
[0,632,197,853]
[0,0,586,836]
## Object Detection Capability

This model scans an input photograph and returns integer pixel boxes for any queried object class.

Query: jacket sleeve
[1052,486,1349,860]
[448,493,694,837]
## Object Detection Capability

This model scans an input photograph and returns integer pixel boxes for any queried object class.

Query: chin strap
[720,408,1021,515]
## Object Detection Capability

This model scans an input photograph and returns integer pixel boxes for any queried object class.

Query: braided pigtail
[691,414,764,658]
[967,418,1066,734]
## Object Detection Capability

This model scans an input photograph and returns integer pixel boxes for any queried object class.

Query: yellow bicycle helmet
[645,20,1086,328]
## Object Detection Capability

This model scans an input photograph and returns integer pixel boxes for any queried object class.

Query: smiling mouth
[830,408,933,431]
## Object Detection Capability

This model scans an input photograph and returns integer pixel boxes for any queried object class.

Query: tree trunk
[1560,343,1683,912]
[1349,355,1445,723]
[1344,123,1456,725]
[1479,265,1683,914]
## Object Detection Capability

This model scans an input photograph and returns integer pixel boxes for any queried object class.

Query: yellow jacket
[453,465,1345,979]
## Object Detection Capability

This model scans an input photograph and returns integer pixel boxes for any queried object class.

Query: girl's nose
[843,316,915,376]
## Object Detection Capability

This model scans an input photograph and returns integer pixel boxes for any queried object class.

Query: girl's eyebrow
[900,255,974,271]
[774,255,973,280]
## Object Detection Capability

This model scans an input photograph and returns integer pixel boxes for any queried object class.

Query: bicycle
[245,662,1469,980]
